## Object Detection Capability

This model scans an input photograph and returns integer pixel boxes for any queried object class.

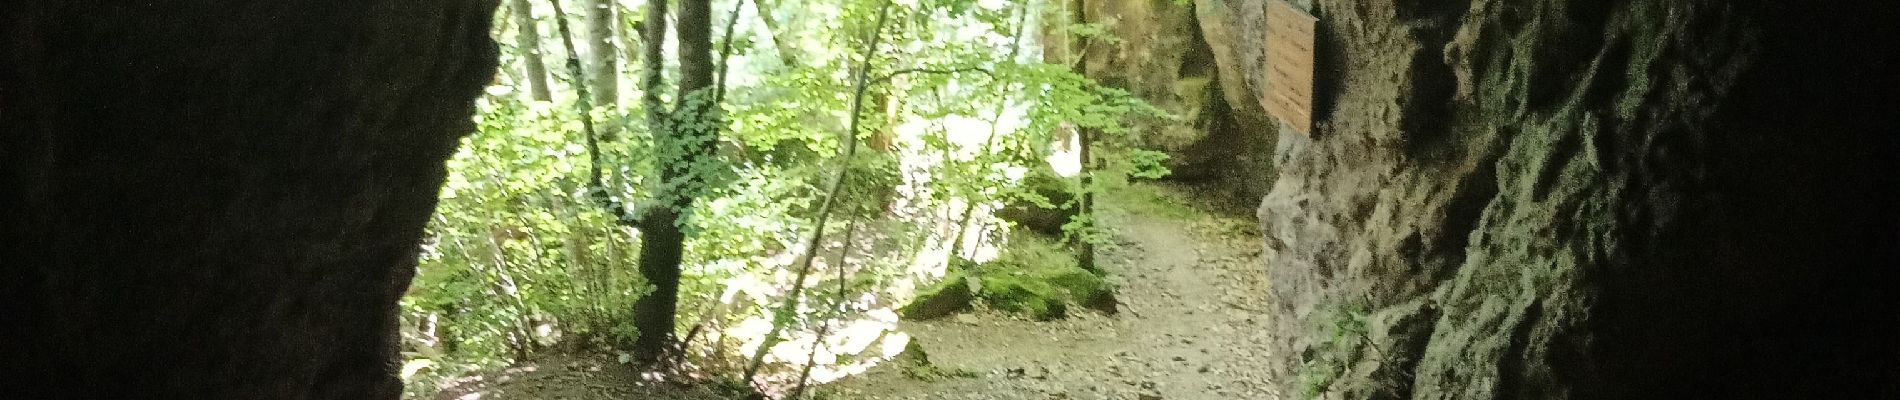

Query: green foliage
[400,86,655,394]
[405,0,1178,393]
[1297,302,1371,399]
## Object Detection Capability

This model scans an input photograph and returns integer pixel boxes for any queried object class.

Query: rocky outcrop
[0,1,499,398]
[1255,1,1900,398]
[1052,0,1278,208]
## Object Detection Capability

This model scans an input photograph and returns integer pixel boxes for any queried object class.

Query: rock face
[0,1,499,399]
[1052,0,1278,208]
[1255,1,1900,399]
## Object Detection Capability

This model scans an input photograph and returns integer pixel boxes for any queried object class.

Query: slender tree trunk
[548,0,615,216]
[584,0,618,108]
[949,3,1027,258]
[639,0,670,131]
[629,0,671,363]
[673,0,715,95]
[742,0,894,382]
[512,0,556,101]
[1074,126,1096,272]
[752,0,800,67]
[867,89,896,152]
[1064,1,1097,273]
[713,0,747,104]
[788,218,863,399]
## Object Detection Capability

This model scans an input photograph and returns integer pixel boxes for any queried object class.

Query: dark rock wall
[0,1,499,398]
[1256,0,1899,398]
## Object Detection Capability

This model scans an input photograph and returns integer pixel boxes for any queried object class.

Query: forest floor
[431,184,1278,400]
[821,184,1278,400]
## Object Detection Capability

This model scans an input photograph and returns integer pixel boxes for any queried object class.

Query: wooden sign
[1262,1,1317,136]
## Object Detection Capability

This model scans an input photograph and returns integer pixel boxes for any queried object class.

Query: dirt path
[825,185,1280,400]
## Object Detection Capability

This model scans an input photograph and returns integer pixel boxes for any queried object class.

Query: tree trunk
[1254,1,1900,398]
[1074,125,1096,273]
[584,0,618,107]
[0,1,499,399]
[628,0,672,363]
[512,0,556,102]
[1065,1,1098,273]
[673,0,715,95]
[631,0,721,364]
[752,0,800,67]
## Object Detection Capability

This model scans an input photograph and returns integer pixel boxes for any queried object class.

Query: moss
[898,233,1117,321]
[1099,183,1199,220]
[993,232,1079,271]
[1036,266,1118,314]
[898,269,975,320]
[894,340,976,381]
[967,233,1118,319]
[975,273,1070,321]
[994,167,1078,235]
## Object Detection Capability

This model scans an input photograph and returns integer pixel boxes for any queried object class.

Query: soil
[431,354,749,400]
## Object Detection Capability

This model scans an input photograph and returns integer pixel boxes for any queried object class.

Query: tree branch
[870,67,994,86]
[950,3,1028,258]
[713,0,747,105]
[548,0,636,225]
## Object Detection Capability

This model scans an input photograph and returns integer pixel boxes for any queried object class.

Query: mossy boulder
[1037,265,1119,314]
[972,233,1118,319]
[993,167,1076,235]
[898,269,976,320]
[975,272,1072,321]
[973,255,1119,319]
[897,234,1116,321]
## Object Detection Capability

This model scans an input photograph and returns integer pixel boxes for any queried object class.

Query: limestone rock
[1052,0,1280,208]
[1253,1,1900,398]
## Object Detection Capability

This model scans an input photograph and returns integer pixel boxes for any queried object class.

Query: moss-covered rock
[972,233,1118,319]
[898,270,975,321]
[993,167,1076,236]
[893,340,975,381]
[1037,265,1118,314]
[897,234,1117,321]
[974,272,1071,321]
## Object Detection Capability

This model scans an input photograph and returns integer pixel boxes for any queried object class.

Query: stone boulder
[898,270,977,321]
